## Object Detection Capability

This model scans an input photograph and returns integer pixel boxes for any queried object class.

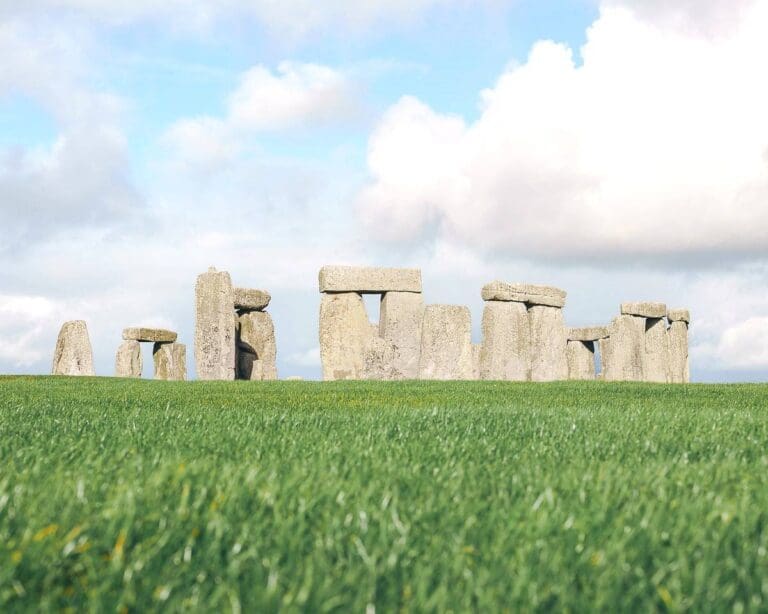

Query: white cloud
[695,317,768,370]
[0,295,59,367]
[358,1,768,263]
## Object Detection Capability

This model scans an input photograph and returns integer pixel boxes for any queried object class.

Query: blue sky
[1,0,768,381]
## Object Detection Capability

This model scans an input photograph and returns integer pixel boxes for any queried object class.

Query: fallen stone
[567,339,595,380]
[529,305,568,381]
[153,342,187,381]
[52,320,95,376]
[285,376,304,381]
[601,315,644,381]
[319,265,422,293]
[122,327,177,343]
[479,301,530,381]
[643,317,669,383]
[567,326,609,341]
[233,287,271,311]
[237,311,278,380]
[362,336,398,380]
[418,305,474,380]
[667,308,690,323]
[379,291,424,379]
[481,281,566,308]
[620,302,667,318]
[115,340,142,378]
[668,320,690,383]
[319,292,375,380]
[195,267,236,381]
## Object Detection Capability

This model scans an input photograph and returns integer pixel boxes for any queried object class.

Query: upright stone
[602,315,644,381]
[566,340,595,380]
[418,305,474,380]
[52,320,95,376]
[237,311,278,381]
[668,318,690,383]
[643,317,669,383]
[528,306,568,381]
[379,291,424,379]
[115,340,142,378]
[319,292,375,380]
[153,342,187,381]
[362,336,397,381]
[479,301,530,381]
[471,343,481,380]
[195,267,236,381]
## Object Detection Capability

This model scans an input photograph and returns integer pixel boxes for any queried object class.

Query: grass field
[1,376,767,611]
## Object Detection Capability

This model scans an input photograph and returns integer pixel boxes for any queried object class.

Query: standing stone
[668,320,690,383]
[528,306,568,381]
[195,267,236,381]
[237,311,278,381]
[479,301,530,381]
[602,315,645,382]
[471,343,481,380]
[362,336,398,380]
[418,305,474,380]
[379,291,424,379]
[52,320,95,376]
[319,292,375,380]
[115,340,142,378]
[567,340,595,380]
[643,317,669,383]
[153,342,186,381]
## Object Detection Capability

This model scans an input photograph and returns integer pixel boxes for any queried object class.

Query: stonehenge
[566,327,609,381]
[116,327,185,380]
[52,320,95,376]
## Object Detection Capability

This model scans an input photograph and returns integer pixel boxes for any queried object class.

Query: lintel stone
[319,265,422,294]
[667,308,690,323]
[620,302,667,318]
[567,326,609,341]
[123,327,177,343]
[234,287,271,311]
[481,281,566,308]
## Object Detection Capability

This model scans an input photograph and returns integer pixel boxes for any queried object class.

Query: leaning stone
[418,305,474,380]
[379,291,424,379]
[479,301,530,381]
[668,320,690,383]
[643,317,669,383]
[319,265,422,293]
[620,302,667,318]
[362,336,398,380]
[233,287,271,311]
[237,311,278,380]
[195,267,236,381]
[567,326,609,342]
[52,320,95,376]
[601,315,644,381]
[319,292,375,380]
[567,339,595,380]
[153,342,186,381]
[529,305,568,381]
[667,308,690,323]
[115,340,142,378]
[481,281,566,308]
[122,327,177,343]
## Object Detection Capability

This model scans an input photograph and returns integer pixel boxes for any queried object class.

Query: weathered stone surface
[52,320,95,376]
[471,343,481,380]
[643,317,669,383]
[319,266,422,294]
[237,311,277,381]
[379,291,424,379]
[567,339,595,380]
[362,336,398,380]
[153,342,186,381]
[319,292,375,380]
[233,287,271,311]
[668,320,690,383]
[481,281,566,308]
[567,326,609,342]
[621,302,667,318]
[115,340,142,378]
[667,308,690,323]
[195,267,236,381]
[418,305,474,380]
[529,305,568,381]
[602,315,644,381]
[479,301,530,381]
[122,327,177,343]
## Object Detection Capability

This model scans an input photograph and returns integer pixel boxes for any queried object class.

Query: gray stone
[668,320,690,383]
[233,287,271,311]
[567,326,609,341]
[237,311,278,381]
[115,340,142,378]
[319,292,375,380]
[319,265,422,293]
[529,305,568,381]
[620,302,667,318]
[153,342,186,381]
[667,308,690,323]
[643,317,669,383]
[471,343,481,380]
[362,336,398,380]
[194,267,236,381]
[481,281,566,308]
[567,339,595,380]
[52,320,95,376]
[379,291,424,379]
[602,315,644,381]
[418,305,474,380]
[122,327,177,343]
[479,301,530,381]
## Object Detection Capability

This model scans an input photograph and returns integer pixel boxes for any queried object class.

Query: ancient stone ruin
[52,320,95,376]
[116,327,186,381]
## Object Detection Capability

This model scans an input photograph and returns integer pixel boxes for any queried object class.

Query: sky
[1,0,767,382]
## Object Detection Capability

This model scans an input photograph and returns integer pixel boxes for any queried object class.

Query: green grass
[1,376,767,612]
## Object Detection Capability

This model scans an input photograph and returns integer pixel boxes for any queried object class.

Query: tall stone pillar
[566,327,608,381]
[379,291,424,379]
[154,342,187,381]
[237,311,278,381]
[529,305,568,382]
[667,309,690,383]
[115,340,142,378]
[195,267,236,380]
[319,292,374,380]
[643,317,670,383]
[418,305,474,380]
[602,315,645,381]
[52,320,95,376]
[479,301,530,381]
